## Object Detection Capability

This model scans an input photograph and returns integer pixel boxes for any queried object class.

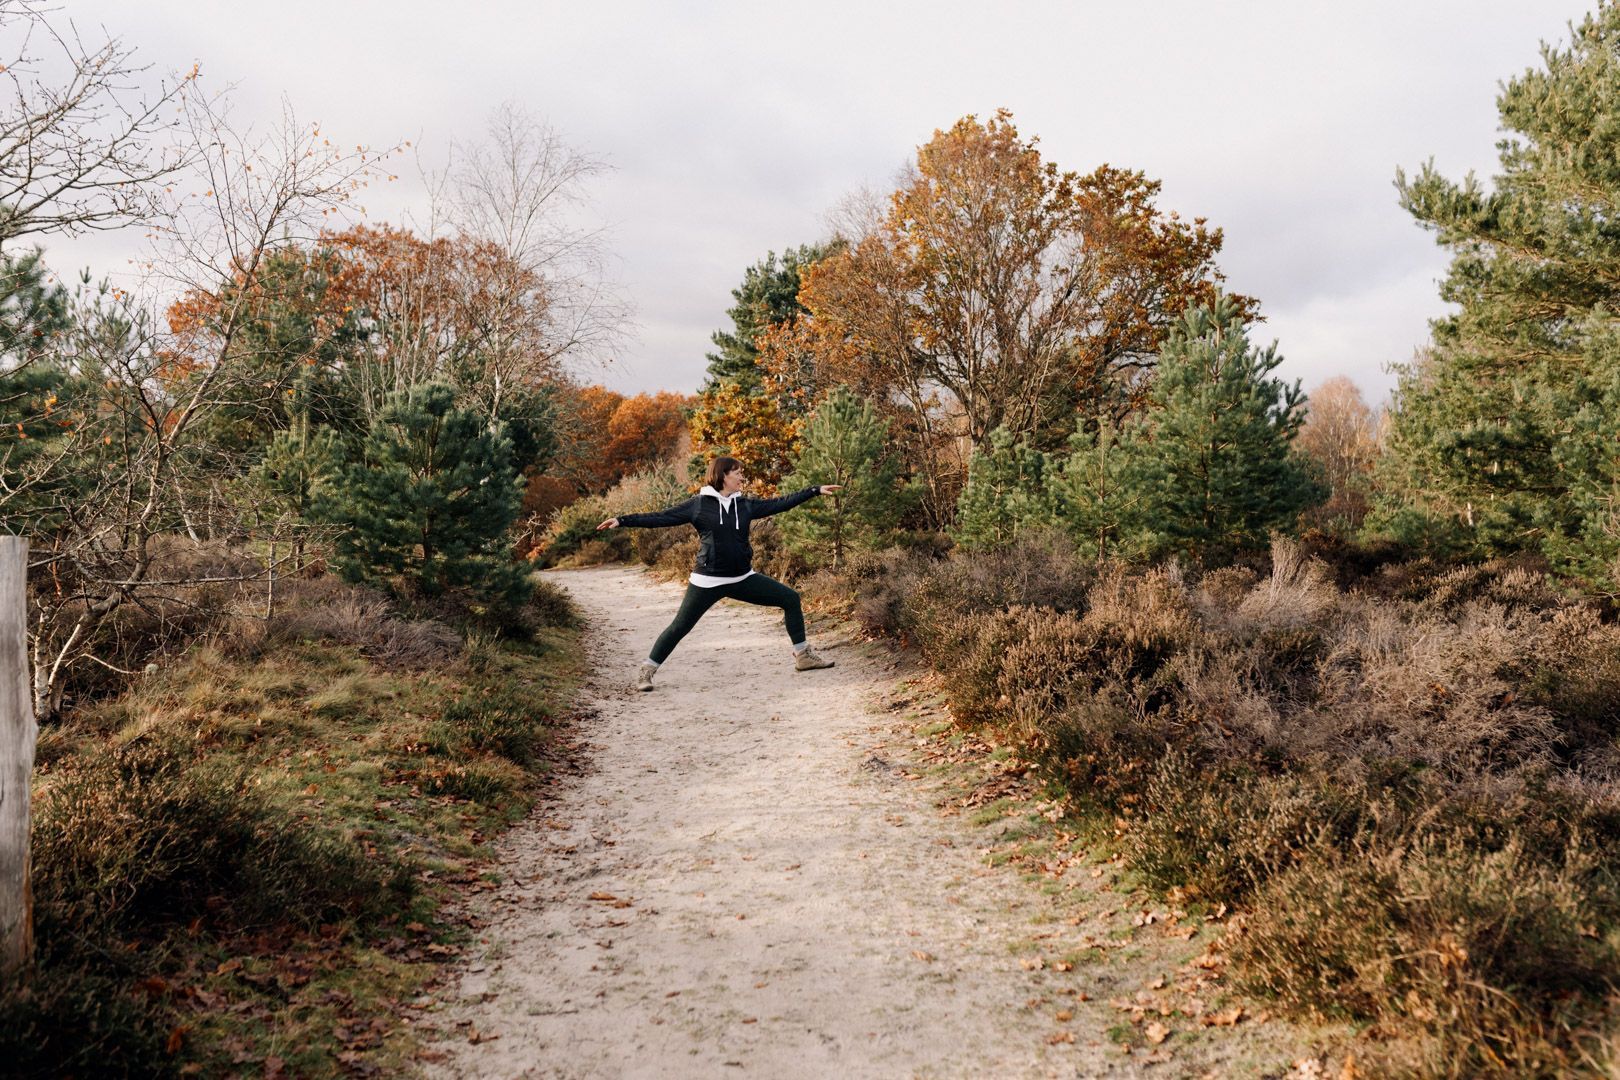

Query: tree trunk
[0,537,35,976]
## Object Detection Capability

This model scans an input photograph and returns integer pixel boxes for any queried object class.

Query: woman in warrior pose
[596,456,842,691]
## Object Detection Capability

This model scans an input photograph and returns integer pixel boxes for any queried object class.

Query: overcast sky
[50,0,1589,404]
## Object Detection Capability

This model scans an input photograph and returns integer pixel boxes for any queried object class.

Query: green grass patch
[4,607,583,1079]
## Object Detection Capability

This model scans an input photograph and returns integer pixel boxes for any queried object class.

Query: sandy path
[427,566,1309,1079]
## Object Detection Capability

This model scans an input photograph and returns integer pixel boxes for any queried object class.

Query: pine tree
[0,248,69,364]
[780,387,905,567]
[318,382,526,603]
[952,427,1063,550]
[1381,7,1620,563]
[1130,296,1322,564]
[1055,417,1143,561]
[0,250,74,528]
[255,396,346,570]
[704,243,833,391]
[1544,324,1620,592]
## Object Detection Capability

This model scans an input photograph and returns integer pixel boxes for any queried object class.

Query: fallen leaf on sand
[588,892,618,902]
[1145,1021,1170,1044]
[1047,1031,1075,1045]
[911,950,934,962]
[1054,1010,1073,1022]
[1020,956,1044,971]
[1203,1006,1244,1027]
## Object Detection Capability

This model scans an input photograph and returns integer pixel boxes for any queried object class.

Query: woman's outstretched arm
[597,495,700,531]
[745,484,843,519]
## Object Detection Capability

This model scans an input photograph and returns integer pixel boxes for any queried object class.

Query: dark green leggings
[649,574,804,664]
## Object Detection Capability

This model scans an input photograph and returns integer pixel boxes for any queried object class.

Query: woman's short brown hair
[706,456,743,490]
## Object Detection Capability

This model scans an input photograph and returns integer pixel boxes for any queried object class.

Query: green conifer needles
[953,296,1321,564]
[318,382,527,604]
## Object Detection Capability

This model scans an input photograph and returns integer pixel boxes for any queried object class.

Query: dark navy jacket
[617,485,820,577]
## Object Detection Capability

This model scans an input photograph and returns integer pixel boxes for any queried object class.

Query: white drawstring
[701,485,740,528]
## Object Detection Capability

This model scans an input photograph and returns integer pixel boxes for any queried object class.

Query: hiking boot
[635,662,658,691]
[794,646,834,671]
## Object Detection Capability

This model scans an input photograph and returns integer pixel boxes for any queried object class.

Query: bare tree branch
[0,1,194,250]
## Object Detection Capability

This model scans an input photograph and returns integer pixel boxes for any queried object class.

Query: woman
[596,456,842,691]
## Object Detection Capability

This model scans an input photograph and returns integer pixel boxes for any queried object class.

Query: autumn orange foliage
[796,111,1249,451]
[687,383,801,496]
[551,385,693,494]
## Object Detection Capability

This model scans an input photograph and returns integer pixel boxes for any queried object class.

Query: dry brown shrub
[928,607,1032,726]
[1164,645,1289,756]
[1078,564,1195,683]
[883,529,1620,1072]
[1349,602,1560,775]
[909,530,1095,620]
[1379,556,1562,614]
[253,578,462,669]
[835,547,935,637]
[1235,538,1340,633]
[566,538,624,566]
[993,606,1098,742]
[1197,565,1260,610]
[1125,758,1366,902]
[1233,830,1615,1078]
[1044,690,1168,806]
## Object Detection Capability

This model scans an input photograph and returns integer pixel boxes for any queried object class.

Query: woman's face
[721,466,747,494]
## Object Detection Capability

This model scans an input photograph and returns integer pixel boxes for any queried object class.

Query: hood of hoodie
[699,484,742,528]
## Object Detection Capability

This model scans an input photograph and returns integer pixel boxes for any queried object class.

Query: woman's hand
[596,517,620,530]
[819,485,844,495]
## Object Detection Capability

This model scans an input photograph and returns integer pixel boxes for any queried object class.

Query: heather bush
[838,547,935,637]
[993,606,1099,741]
[526,575,582,631]
[926,608,1032,726]
[903,529,1095,644]
[1077,564,1196,684]
[0,965,168,1079]
[1124,759,1369,902]
[1044,690,1168,809]
[251,577,464,667]
[1232,830,1618,1077]
[846,531,1620,1072]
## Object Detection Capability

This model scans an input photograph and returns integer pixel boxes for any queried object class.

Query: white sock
[792,641,809,655]
[644,658,660,668]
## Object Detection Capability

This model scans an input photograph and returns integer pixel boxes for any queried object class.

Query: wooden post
[0,536,34,975]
